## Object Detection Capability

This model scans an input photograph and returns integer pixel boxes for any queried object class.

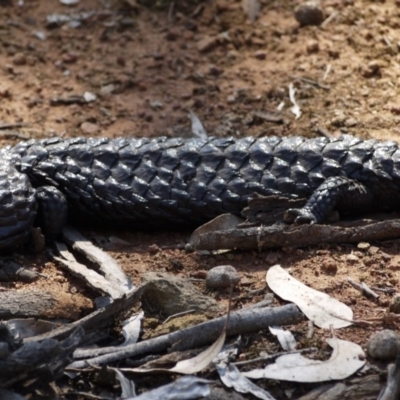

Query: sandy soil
[1,0,400,398]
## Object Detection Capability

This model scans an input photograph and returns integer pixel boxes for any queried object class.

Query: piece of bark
[55,242,125,299]
[0,327,84,388]
[297,374,382,400]
[0,289,92,319]
[68,304,303,368]
[62,225,133,294]
[193,219,400,251]
[23,284,146,343]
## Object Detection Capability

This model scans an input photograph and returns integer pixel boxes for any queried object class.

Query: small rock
[368,246,379,255]
[197,36,218,53]
[390,104,400,115]
[62,53,78,64]
[367,330,400,360]
[294,1,324,27]
[328,49,340,59]
[345,254,359,263]
[80,122,99,134]
[226,94,237,104]
[306,39,319,54]
[83,91,96,103]
[361,61,381,78]
[345,117,358,127]
[208,65,223,76]
[142,272,221,315]
[389,293,400,314]
[357,242,370,250]
[12,53,27,66]
[254,50,266,60]
[149,100,163,110]
[206,265,241,289]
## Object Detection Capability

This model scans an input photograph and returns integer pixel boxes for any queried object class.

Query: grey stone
[389,293,400,314]
[206,265,240,289]
[367,329,400,360]
[294,1,324,26]
[141,272,221,316]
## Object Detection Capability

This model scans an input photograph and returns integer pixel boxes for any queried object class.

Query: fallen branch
[0,327,84,388]
[192,219,400,251]
[68,304,303,369]
[297,374,381,399]
[0,289,91,320]
[23,284,146,343]
[347,277,379,300]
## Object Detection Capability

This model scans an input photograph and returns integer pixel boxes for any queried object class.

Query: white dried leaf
[114,369,136,398]
[121,312,144,346]
[189,213,244,249]
[269,326,297,351]
[242,0,260,22]
[217,363,277,400]
[243,337,365,382]
[169,326,226,374]
[123,322,226,375]
[189,110,208,139]
[266,265,353,329]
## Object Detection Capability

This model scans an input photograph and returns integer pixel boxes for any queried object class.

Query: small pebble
[361,60,381,78]
[345,117,358,127]
[62,53,78,64]
[390,104,400,115]
[206,265,240,289]
[208,65,223,76]
[345,254,359,263]
[197,36,218,53]
[265,252,279,265]
[367,330,400,360]
[294,1,324,27]
[12,52,27,66]
[80,122,99,134]
[306,39,319,54]
[254,50,266,60]
[389,293,400,314]
[357,242,370,250]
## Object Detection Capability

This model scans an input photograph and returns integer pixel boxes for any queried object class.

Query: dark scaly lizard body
[0,134,399,250]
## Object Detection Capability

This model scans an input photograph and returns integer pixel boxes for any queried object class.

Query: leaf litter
[266,264,353,329]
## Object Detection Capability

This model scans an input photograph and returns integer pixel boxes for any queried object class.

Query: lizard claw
[285,208,317,225]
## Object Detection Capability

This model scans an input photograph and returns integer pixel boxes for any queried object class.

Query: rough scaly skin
[0,134,400,249]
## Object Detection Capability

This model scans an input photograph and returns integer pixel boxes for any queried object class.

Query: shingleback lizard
[0,134,399,249]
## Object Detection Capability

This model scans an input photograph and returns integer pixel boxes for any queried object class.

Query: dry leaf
[266,265,353,329]
[269,326,297,351]
[121,319,227,374]
[190,214,244,250]
[217,363,277,400]
[243,337,365,382]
